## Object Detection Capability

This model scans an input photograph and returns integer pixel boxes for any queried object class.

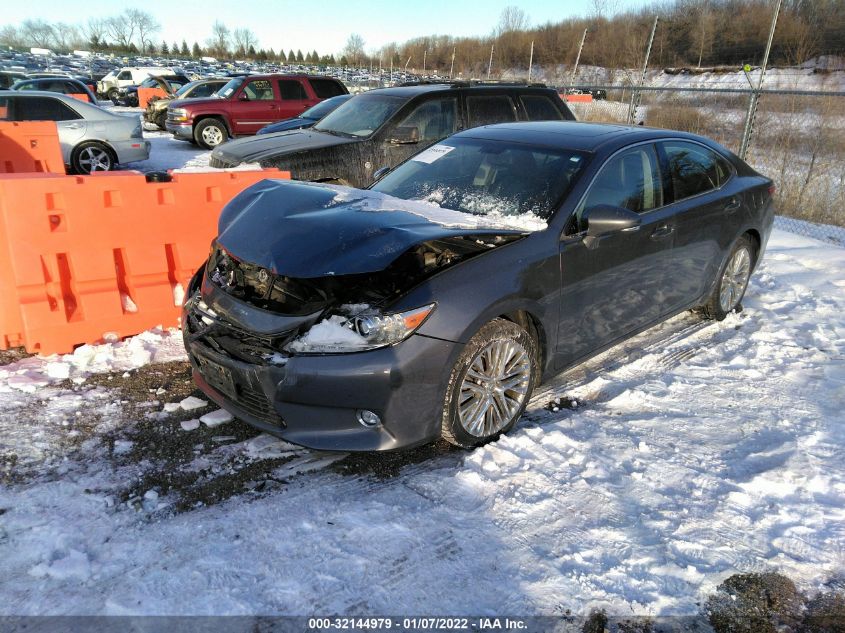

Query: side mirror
[389,126,419,145]
[582,204,641,247]
[238,93,249,101]
[372,166,390,182]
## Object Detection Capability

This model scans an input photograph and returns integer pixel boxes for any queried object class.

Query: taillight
[768,184,777,196]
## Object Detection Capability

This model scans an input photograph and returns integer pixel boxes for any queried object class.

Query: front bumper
[182,284,459,451]
[166,121,194,140]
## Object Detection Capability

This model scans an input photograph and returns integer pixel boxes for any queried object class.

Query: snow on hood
[215,179,538,278]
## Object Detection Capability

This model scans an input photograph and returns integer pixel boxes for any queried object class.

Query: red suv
[166,74,348,149]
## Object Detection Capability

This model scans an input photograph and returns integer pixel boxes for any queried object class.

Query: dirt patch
[0,347,33,365]
[331,439,460,479]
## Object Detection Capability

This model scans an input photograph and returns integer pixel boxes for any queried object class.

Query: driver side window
[242,80,274,100]
[576,145,663,229]
[394,98,457,143]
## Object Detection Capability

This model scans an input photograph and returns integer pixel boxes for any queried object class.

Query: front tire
[71,142,115,174]
[154,111,167,130]
[194,118,228,149]
[441,318,537,448]
[700,235,755,321]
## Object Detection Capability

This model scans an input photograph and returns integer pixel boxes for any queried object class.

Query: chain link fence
[567,86,845,247]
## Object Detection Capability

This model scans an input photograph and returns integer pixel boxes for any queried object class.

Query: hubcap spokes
[203,126,223,145]
[458,339,531,438]
[719,247,751,312]
[79,147,111,173]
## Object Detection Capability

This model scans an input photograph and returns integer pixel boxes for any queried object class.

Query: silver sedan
[0,90,150,174]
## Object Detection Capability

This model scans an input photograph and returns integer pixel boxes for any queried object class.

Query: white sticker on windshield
[411,145,455,164]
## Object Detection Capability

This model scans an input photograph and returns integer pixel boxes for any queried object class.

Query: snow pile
[0,327,186,393]
[286,315,367,352]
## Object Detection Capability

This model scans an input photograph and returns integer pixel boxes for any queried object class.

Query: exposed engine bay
[184,233,523,366]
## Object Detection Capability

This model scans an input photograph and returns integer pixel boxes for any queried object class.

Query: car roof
[0,89,114,118]
[369,84,557,98]
[455,121,706,153]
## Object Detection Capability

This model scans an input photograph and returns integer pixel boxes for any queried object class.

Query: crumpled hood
[216,179,536,278]
[211,129,358,166]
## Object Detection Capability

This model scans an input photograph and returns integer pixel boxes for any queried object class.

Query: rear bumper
[112,139,150,164]
[166,121,194,140]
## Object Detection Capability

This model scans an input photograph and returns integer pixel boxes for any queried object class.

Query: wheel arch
[498,309,547,384]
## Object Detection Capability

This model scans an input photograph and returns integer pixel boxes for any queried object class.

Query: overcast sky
[4,0,650,55]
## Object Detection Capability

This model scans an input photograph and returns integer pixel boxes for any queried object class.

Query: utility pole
[527,41,534,82]
[405,55,412,72]
[739,0,782,159]
[487,43,494,79]
[422,49,426,75]
[449,47,455,79]
[568,28,588,93]
[627,16,659,125]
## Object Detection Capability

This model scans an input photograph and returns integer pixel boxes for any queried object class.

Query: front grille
[208,155,231,168]
[236,382,283,426]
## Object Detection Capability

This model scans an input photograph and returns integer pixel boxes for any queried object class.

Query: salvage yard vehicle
[208,82,576,188]
[111,74,190,107]
[97,66,171,101]
[144,78,229,130]
[166,74,349,149]
[256,94,353,134]
[11,77,98,103]
[183,121,774,451]
[0,90,150,174]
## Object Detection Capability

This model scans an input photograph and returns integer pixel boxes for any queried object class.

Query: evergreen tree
[340,55,349,66]
[180,40,189,56]
[192,42,201,58]
[172,42,179,56]
[295,49,304,62]
[248,44,256,57]
[161,41,169,55]
[287,49,295,62]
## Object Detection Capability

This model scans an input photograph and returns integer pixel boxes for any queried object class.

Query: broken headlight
[287,304,436,354]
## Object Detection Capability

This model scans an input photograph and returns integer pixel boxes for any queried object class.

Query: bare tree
[343,33,366,65]
[693,2,716,68]
[85,18,108,49]
[233,28,258,58]
[496,6,529,35]
[52,23,81,52]
[208,21,230,58]
[130,10,160,54]
[0,25,24,49]
[106,12,136,50]
[20,19,55,48]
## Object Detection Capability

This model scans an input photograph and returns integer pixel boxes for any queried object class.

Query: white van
[97,67,170,100]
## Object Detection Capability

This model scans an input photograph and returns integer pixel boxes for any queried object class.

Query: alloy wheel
[458,338,532,437]
[202,125,224,146]
[719,247,751,312]
[78,146,113,173]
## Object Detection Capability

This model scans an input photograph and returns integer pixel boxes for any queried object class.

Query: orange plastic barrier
[138,87,168,109]
[0,169,289,353]
[0,121,65,174]
[563,94,594,103]
[68,93,92,103]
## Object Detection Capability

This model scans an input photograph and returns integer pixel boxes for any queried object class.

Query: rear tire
[699,235,755,321]
[194,118,228,149]
[154,111,167,130]
[441,318,537,449]
[71,141,115,174]
[106,88,119,102]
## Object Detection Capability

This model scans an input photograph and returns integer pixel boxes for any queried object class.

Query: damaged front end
[185,231,521,364]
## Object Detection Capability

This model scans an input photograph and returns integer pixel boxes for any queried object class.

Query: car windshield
[302,95,351,120]
[371,138,589,222]
[175,82,195,97]
[314,94,405,138]
[217,77,244,99]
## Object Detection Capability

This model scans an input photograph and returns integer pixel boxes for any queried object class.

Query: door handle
[650,224,674,240]
[66,123,83,130]
[724,197,741,213]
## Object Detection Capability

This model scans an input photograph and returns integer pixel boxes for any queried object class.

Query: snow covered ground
[0,228,843,615]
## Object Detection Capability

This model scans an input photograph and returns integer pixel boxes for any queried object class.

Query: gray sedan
[0,90,150,174]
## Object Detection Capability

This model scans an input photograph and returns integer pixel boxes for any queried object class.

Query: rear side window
[662,141,730,201]
[520,95,563,121]
[117,71,131,80]
[278,79,308,100]
[14,97,80,122]
[466,95,516,127]
[190,83,216,98]
[243,79,274,100]
[310,79,346,99]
